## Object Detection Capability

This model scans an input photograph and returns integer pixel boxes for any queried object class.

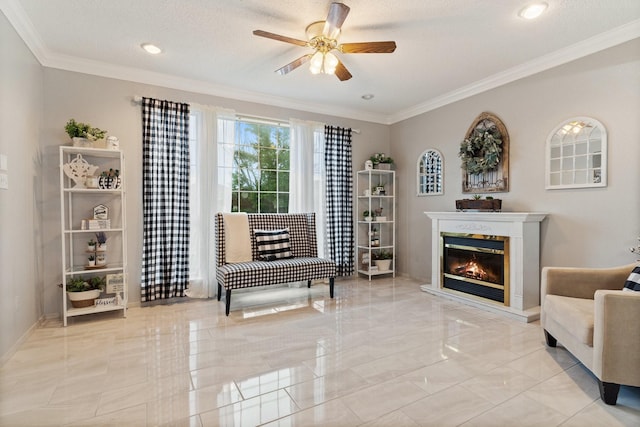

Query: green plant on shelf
[62,276,105,292]
[373,250,393,260]
[64,118,107,141]
[369,153,394,165]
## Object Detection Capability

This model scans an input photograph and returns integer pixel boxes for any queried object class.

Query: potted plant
[88,254,96,267]
[65,119,107,147]
[95,232,107,251]
[370,153,394,170]
[61,276,105,308]
[363,210,374,222]
[96,252,106,266]
[373,250,393,271]
[87,238,96,252]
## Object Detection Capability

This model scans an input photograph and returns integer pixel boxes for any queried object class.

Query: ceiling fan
[253,2,396,81]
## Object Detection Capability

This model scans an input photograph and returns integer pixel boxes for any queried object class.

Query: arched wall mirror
[417,149,443,196]
[546,117,607,189]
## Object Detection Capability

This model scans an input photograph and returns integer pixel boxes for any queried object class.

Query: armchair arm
[592,290,640,385]
[541,264,635,301]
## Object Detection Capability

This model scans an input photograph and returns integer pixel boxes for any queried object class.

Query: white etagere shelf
[356,169,396,280]
[59,146,128,326]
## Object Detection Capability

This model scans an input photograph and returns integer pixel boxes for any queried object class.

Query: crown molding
[0,0,48,61]
[42,52,390,124]
[3,0,639,126]
[0,0,388,124]
[388,19,640,124]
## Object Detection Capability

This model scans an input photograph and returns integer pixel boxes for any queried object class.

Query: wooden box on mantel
[455,199,502,211]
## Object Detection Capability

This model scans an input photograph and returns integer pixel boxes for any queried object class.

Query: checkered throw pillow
[623,265,640,292]
[254,228,293,261]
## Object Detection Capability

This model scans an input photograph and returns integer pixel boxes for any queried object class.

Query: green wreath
[458,127,503,174]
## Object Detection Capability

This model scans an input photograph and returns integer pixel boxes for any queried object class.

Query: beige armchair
[541,263,640,405]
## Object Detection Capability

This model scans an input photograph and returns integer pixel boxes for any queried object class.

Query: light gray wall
[41,69,390,316]
[3,3,638,361]
[391,39,640,282]
[0,11,44,362]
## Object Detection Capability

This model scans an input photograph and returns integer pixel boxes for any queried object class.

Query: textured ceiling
[3,0,640,123]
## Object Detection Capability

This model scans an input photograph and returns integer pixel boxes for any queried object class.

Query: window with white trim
[225,119,290,213]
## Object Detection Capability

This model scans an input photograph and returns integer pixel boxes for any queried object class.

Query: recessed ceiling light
[361,94,374,100]
[518,2,548,20]
[141,43,162,55]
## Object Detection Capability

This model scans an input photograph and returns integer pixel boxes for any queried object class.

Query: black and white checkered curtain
[324,125,354,276]
[141,98,190,301]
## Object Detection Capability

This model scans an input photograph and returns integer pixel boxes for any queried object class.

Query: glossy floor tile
[1,276,639,426]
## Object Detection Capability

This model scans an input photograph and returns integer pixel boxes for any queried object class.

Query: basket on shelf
[67,289,101,308]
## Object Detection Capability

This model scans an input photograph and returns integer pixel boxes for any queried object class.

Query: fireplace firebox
[441,233,509,305]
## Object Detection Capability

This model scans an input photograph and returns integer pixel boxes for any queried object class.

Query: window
[222,119,290,213]
[187,109,325,297]
[417,148,444,195]
[546,117,607,189]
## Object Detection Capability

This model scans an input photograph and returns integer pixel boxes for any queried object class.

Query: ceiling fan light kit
[310,51,339,75]
[253,2,396,81]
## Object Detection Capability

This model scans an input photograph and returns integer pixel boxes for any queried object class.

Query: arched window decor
[545,117,607,189]
[417,149,443,196]
[459,112,509,193]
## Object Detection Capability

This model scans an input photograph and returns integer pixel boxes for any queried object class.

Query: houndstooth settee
[215,213,336,315]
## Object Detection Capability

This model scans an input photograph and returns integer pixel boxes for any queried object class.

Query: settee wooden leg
[599,381,620,405]
[330,278,335,298]
[225,289,232,316]
[307,280,311,288]
[544,330,557,347]
[217,284,222,301]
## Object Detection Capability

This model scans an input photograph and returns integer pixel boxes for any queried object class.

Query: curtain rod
[132,95,360,133]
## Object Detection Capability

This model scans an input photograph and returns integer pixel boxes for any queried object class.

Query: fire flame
[453,260,489,281]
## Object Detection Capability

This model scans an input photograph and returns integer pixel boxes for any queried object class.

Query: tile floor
[1,276,639,426]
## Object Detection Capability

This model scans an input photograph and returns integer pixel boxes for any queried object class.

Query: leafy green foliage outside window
[231,121,290,213]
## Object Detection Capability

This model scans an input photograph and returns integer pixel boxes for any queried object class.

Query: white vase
[375,259,392,271]
[85,176,99,188]
[72,137,92,148]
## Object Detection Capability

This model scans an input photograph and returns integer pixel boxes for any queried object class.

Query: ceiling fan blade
[323,2,350,39]
[253,30,308,47]
[334,60,352,81]
[340,41,397,53]
[276,55,312,75]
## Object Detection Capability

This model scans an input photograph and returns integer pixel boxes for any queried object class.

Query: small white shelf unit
[356,169,396,280]
[59,146,128,326]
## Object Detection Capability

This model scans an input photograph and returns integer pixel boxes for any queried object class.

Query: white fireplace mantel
[422,211,548,322]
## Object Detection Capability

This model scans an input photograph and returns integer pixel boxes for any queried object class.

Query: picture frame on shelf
[106,273,124,294]
[93,204,109,220]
